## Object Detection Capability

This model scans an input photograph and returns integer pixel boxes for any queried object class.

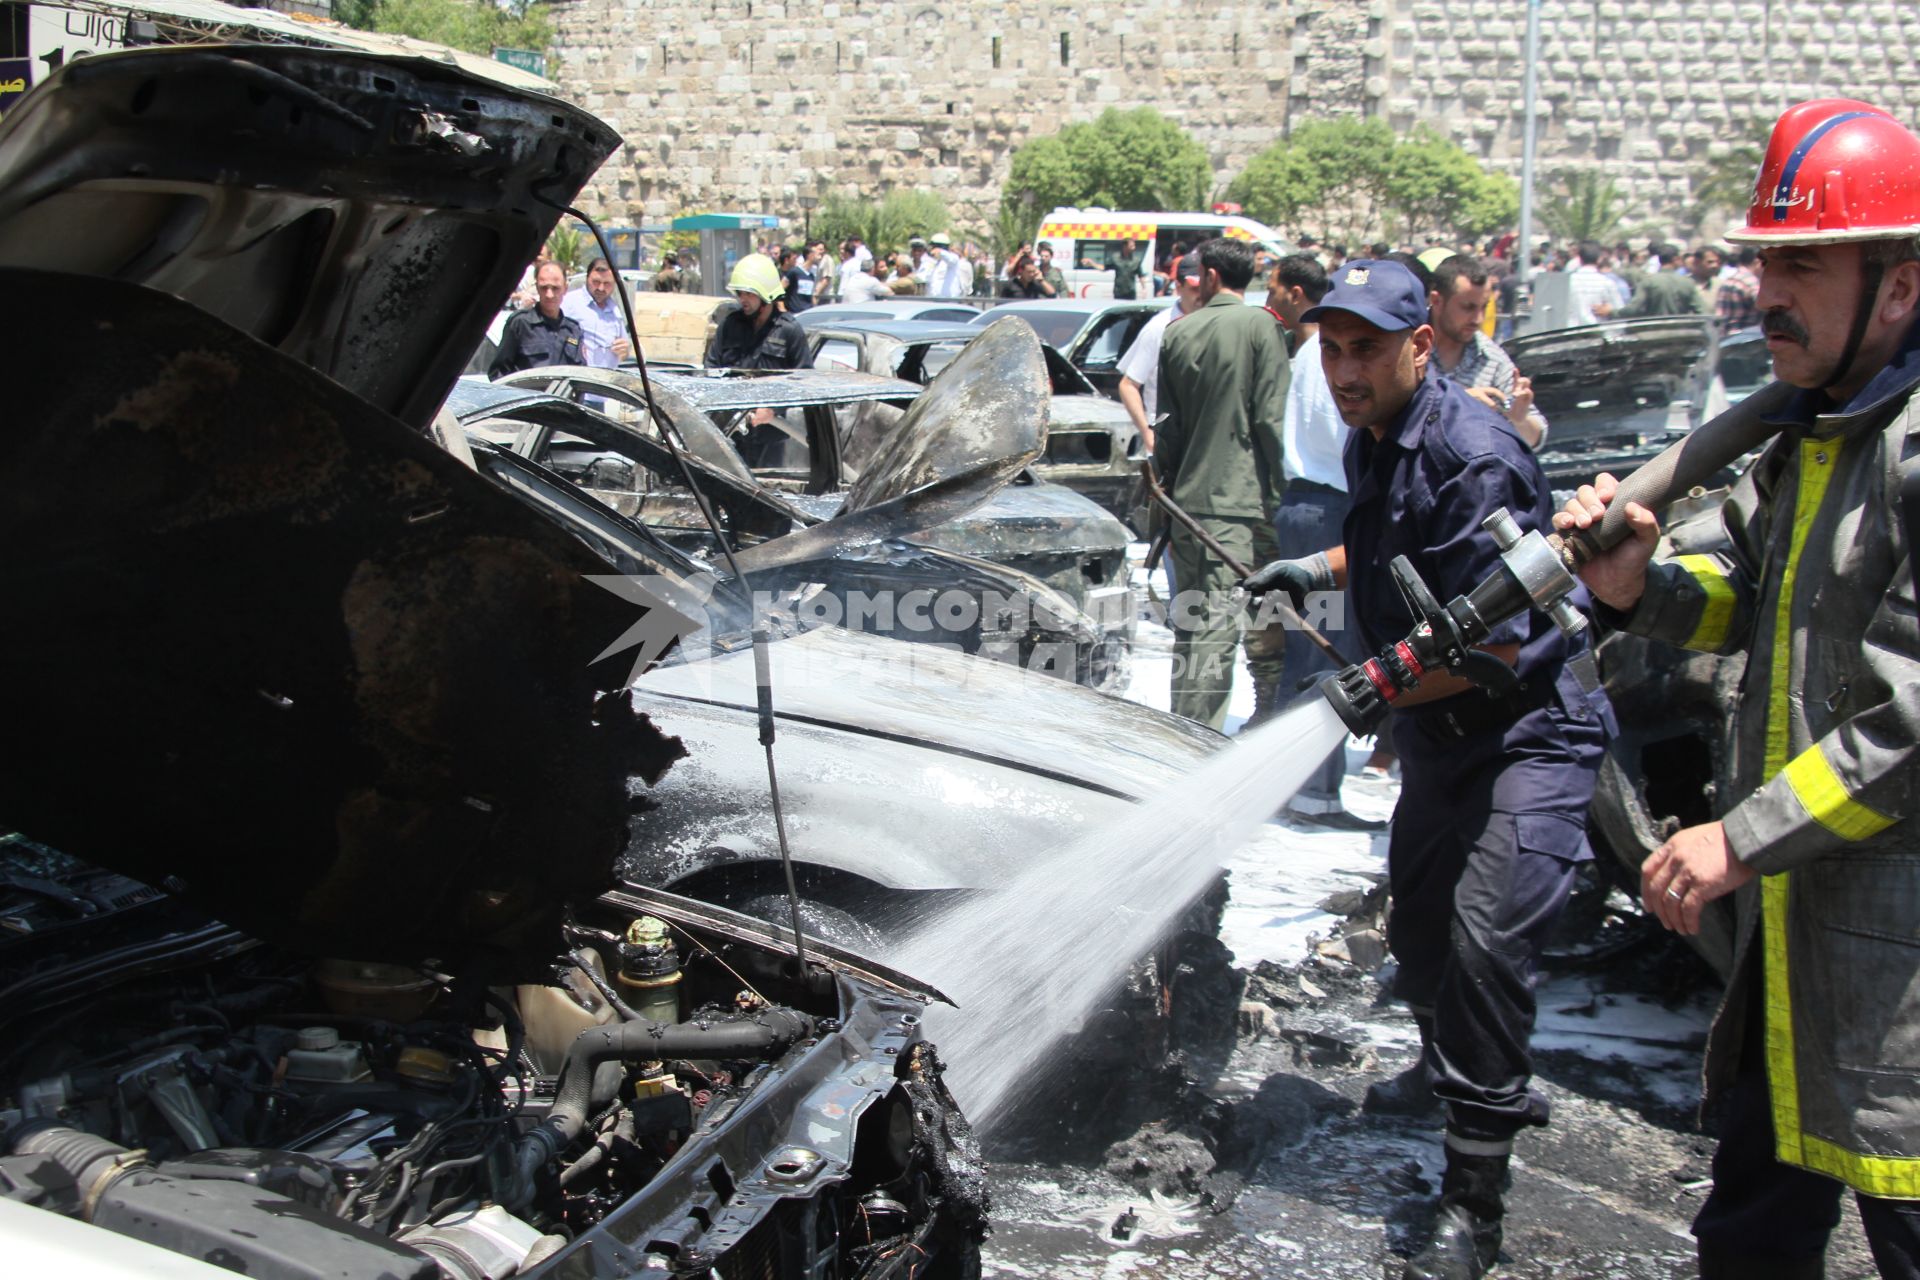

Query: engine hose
[558,1105,636,1188]
[10,1123,148,1220]
[503,1009,814,1210]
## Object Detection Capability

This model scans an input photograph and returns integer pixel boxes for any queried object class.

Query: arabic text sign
[0,58,31,112]
[492,46,545,77]
[29,4,126,79]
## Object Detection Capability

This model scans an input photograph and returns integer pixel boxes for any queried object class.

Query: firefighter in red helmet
[1559,99,1920,1277]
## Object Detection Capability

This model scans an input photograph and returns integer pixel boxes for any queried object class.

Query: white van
[1034,208,1293,300]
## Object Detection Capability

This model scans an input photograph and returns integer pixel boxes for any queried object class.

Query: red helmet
[1727,99,1920,245]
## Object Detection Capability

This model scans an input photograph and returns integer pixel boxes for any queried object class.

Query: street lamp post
[798,194,818,241]
[1517,0,1542,287]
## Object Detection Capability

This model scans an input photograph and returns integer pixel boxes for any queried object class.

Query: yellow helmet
[727,253,784,302]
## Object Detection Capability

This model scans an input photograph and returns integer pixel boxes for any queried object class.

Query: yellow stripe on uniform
[1758,437,1920,1197]
[1675,554,1736,651]
[1784,744,1896,842]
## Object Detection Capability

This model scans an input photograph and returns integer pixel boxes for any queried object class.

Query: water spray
[1318,380,1794,734]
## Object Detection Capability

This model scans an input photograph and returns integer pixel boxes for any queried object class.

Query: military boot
[1400,1142,1509,1280]
[1365,1016,1438,1116]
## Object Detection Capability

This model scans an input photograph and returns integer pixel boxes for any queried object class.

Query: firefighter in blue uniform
[1246,260,1612,1280]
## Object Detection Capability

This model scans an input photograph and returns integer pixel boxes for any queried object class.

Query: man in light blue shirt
[562,257,632,369]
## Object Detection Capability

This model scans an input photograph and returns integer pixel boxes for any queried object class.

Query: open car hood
[1507,316,1716,449]
[0,43,616,431]
[0,263,698,980]
[735,319,1050,572]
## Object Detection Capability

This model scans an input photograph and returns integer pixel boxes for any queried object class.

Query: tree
[813,190,952,254]
[998,108,1213,234]
[1385,127,1518,245]
[338,0,554,59]
[545,225,586,273]
[1538,169,1627,245]
[1229,120,1515,247]
[1227,119,1397,245]
[1691,135,1767,229]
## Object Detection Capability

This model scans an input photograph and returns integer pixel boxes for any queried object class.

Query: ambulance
[1033,208,1293,299]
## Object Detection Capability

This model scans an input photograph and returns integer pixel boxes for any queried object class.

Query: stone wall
[549,0,1920,241]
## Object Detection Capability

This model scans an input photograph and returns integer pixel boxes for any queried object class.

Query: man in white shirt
[1115,253,1200,452]
[924,233,970,297]
[1265,253,1381,831]
[836,240,893,302]
[1566,238,1620,325]
[561,257,632,369]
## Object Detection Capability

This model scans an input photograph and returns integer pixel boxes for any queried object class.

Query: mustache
[1762,310,1810,345]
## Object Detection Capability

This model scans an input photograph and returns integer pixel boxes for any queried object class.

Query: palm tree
[1538,170,1626,246]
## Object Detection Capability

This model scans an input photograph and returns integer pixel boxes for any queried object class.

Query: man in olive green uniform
[1155,237,1291,728]
[1612,265,1707,318]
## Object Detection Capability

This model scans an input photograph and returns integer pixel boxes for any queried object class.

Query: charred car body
[0,45,986,1279]
[1507,317,1761,975]
[1507,315,1721,492]
[492,355,1136,689]
[805,319,1146,526]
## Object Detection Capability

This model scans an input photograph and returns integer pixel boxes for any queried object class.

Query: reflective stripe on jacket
[1618,321,1920,1197]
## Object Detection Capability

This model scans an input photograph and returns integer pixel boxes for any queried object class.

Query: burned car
[494,355,1137,689]
[1507,315,1720,492]
[967,298,1172,399]
[806,319,1146,525]
[0,44,987,1279]
[1509,318,1760,977]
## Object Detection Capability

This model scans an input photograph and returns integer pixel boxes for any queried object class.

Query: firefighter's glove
[1243,552,1334,614]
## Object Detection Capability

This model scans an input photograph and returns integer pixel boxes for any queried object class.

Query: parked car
[805,319,1146,525]
[971,298,1173,398]
[493,347,1137,689]
[795,298,990,326]
[0,43,989,1278]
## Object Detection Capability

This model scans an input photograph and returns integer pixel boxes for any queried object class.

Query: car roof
[969,298,1171,323]
[806,319,987,342]
[447,376,555,420]
[646,367,922,409]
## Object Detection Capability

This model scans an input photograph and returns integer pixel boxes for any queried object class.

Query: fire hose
[1138,461,1353,668]
[1316,380,1795,734]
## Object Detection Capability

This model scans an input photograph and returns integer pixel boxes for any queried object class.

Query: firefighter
[1247,259,1611,1280]
[704,254,812,370]
[1559,99,1920,1277]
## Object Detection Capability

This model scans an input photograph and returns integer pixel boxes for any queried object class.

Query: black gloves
[1243,552,1335,612]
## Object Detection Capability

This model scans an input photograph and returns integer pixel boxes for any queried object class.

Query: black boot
[1401,1144,1508,1280]
[1365,1017,1439,1116]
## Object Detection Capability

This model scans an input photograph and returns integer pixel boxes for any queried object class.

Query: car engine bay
[0,845,984,1280]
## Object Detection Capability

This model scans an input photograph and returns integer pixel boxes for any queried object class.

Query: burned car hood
[624,627,1223,891]
[1507,316,1716,480]
[736,320,1050,572]
[0,269,690,979]
[0,44,616,432]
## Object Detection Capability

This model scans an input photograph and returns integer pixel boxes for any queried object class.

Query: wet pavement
[973,551,1877,1278]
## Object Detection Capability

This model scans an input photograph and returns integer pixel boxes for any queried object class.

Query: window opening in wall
[992,35,1001,69]
[1233,32,1240,64]
[1060,32,1070,66]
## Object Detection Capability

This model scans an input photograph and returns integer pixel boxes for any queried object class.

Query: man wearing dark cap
[1154,237,1289,728]
[1245,260,1612,1280]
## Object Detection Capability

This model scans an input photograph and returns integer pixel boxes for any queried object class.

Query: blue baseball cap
[1300,259,1429,331]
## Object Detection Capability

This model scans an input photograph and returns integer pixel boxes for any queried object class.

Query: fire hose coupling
[1318,506,1585,735]
[1479,510,1586,638]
